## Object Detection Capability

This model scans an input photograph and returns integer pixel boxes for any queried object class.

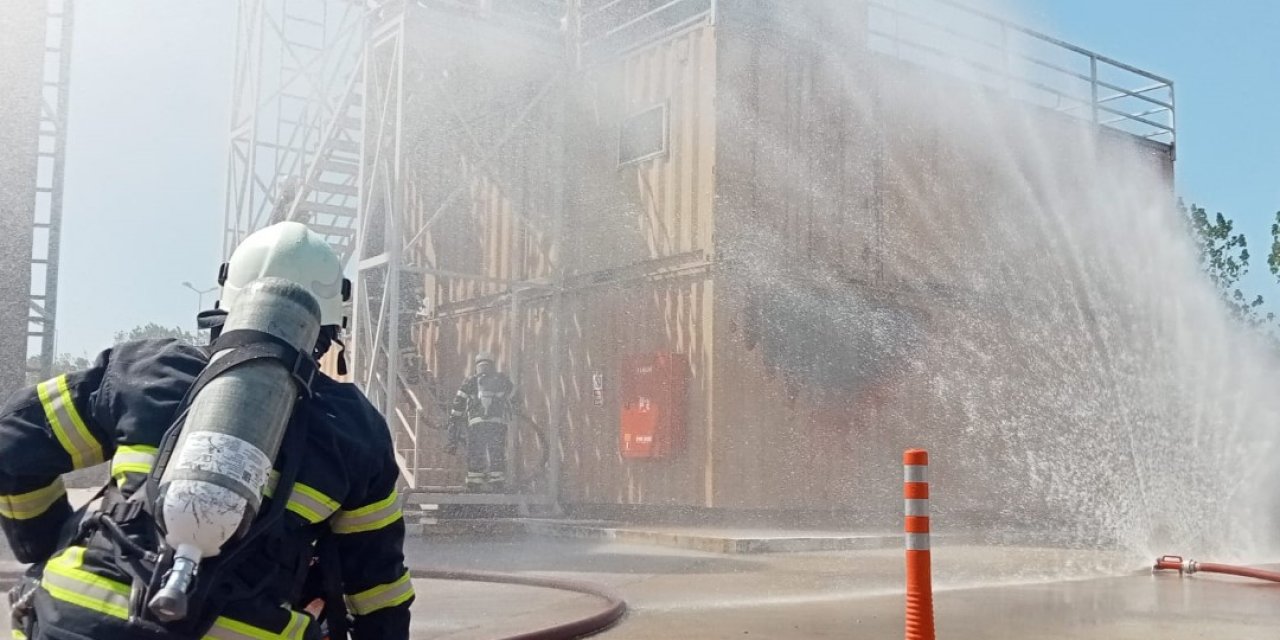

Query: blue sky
[53,1,1280,356]
[1018,0,1280,305]
[59,2,233,357]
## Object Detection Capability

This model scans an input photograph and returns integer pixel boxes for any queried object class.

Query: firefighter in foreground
[449,353,520,493]
[0,222,413,639]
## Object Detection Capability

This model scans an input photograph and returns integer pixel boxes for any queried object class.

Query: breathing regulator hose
[1154,555,1280,583]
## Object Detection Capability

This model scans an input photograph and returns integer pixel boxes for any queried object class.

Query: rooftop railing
[867,0,1175,147]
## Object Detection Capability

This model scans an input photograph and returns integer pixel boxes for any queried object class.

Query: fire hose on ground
[411,568,627,640]
[1154,555,1280,583]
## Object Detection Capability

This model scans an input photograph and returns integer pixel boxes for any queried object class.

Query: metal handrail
[867,0,1175,145]
[579,0,714,62]
[416,0,564,36]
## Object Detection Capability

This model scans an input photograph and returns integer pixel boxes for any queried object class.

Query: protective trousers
[465,422,507,490]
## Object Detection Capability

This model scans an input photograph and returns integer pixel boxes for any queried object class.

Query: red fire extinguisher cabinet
[620,351,688,459]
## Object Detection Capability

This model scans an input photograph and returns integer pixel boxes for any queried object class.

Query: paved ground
[405,537,1280,639]
[5,518,1280,638]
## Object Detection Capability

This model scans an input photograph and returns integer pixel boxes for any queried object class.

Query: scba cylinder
[150,277,321,620]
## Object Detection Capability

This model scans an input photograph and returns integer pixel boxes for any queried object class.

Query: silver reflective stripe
[904,465,927,483]
[0,477,67,520]
[286,484,339,524]
[469,416,510,425]
[37,376,103,469]
[262,473,339,524]
[904,499,929,517]
[346,572,414,615]
[110,445,158,481]
[331,492,402,535]
[906,532,930,551]
[41,547,130,620]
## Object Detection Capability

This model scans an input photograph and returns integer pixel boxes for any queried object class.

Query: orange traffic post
[904,449,935,640]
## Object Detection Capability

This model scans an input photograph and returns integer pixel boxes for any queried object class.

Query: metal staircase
[284,66,364,265]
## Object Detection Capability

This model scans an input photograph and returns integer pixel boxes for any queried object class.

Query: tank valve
[149,544,201,621]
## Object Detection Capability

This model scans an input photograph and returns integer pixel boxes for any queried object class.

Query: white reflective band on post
[904,499,929,517]
[904,465,927,483]
[906,532,930,551]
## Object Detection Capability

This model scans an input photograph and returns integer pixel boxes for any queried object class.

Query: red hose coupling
[1154,555,1197,575]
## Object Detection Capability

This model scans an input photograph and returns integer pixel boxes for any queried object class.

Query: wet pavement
[5,531,1280,638]
[406,537,1280,639]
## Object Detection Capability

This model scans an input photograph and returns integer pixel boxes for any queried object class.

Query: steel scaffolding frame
[223,0,365,263]
[221,0,718,505]
[26,0,76,381]
[355,1,570,506]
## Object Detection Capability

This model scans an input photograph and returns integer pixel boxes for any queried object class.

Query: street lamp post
[181,282,218,333]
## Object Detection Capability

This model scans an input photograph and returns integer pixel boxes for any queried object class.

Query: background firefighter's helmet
[218,221,350,328]
[475,352,496,366]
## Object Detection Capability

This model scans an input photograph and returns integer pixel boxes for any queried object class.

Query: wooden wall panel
[554,273,715,505]
[566,26,717,275]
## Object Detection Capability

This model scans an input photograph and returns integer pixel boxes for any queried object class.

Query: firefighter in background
[449,352,520,492]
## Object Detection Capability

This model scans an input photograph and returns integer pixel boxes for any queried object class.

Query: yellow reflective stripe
[288,483,340,523]
[41,545,311,638]
[0,477,67,520]
[110,444,158,484]
[42,546,130,620]
[345,570,414,615]
[202,611,311,640]
[262,472,338,524]
[36,375,103,468]
[13,630,28,639]
[332,490,402,535]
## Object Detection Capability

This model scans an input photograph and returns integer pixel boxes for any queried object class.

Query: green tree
[24,324,201,385]
[1267,210,1280,285]
[24,353,93,385]
[112,323,198,345]
[1183,200,1267,323]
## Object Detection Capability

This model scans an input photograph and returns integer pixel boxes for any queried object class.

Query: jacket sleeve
[507,375,523,415]
[330,411,413,639]
[450,376,477,423]
[0,353,115,563]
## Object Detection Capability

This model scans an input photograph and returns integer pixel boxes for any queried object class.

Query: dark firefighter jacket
[0,338,413,640]
[449,373,518,427]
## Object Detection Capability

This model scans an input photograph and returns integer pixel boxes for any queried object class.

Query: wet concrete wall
[0,3,45,399]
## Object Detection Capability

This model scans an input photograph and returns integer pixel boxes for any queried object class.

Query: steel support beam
[26,0,75,382]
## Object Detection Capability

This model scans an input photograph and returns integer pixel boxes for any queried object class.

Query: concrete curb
[516,520,904,554]
[406,517,911,554]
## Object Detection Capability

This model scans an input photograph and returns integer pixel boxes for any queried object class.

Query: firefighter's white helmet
[475,352,496,366]
[218,221,350,327]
